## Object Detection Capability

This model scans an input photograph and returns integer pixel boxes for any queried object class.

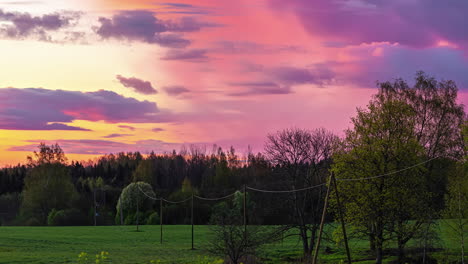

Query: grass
[0,222,465,263]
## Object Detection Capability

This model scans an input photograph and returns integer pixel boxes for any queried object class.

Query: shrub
[48,209,87,226]
[124,211,146,225]
[24,217,41,226]
[146,212,159,225]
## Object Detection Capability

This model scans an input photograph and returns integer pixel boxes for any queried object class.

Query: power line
[163,197,191,204]
[137,184,160,201]
[194,193,236,201]
[335,156,439,182]
[247,183,327,193]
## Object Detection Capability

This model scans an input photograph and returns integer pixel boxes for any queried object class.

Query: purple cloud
[213,41,304,54]
[95,10,215,48]
[157,3,213,15]
[161,49,208,61]
[270,66,335,86]
[0,88,174,131]
[119,125,136,131]
[0,9,80,41]
[103,133,132,138]
[116,75,157,95]
[271,0,468,49]
[228,82,292,96]
[339,43,468,89]
[152,128,165,132]
[163,85,190,96]
[166,16,220,32]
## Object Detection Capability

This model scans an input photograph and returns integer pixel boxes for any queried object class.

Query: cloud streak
[161,48,208,61]
[9,139,181,155]
[163,85,190,96]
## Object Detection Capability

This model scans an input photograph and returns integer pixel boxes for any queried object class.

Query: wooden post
[136,194,139,232]
[93,189,97,226]
[191,193,194,250]
[160,199,163,244]
[120,199,123,225]
[312,174,333,264]
[332,174,352,264]
[243,185,247,237]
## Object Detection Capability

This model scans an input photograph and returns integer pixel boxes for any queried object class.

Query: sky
[0,0,467,166]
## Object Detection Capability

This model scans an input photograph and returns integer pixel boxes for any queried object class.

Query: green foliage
[146,212,159,225]
[21,162,78,224]
[116,182,156,218]
[193,256,224,264]
[332,85,435,262]
[123,211,146,225]
[47,209,58,226]
[0,192,21,225]
[27,142,67,166]
[47,208,87,226]
[132,159,156,186]
[77,251,109,264]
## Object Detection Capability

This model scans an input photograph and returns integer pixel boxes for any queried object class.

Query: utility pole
[93,188,97,226]
[136,194,139,232]
[160,199,163,244]
[312,174,333,264]
[332,173,352,264]
[191,193,194,250]
[120,200,123,225]
[243,185,247,237]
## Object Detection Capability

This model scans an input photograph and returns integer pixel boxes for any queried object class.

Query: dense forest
[0,72,467,263]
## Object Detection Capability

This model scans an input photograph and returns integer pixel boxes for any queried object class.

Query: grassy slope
[0,222,465,264]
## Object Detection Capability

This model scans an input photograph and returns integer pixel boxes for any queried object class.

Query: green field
[0,223,465,263]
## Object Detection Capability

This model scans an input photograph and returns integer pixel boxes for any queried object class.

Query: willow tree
[116,181,156,226]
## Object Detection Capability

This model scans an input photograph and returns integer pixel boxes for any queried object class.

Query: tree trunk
[369,227,376,252]
[376,246,383,264]
[458,188,465,264]
[375,228,384,264]
[397,221,405,264]
[93,189,97,226]
[397,242,405,264]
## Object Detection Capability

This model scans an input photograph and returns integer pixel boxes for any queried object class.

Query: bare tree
[208,197,278,264]
[264,127,339,262]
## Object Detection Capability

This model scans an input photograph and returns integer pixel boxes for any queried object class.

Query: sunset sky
[1,0,467,166]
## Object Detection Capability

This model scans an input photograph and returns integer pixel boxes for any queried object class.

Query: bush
[124,211,146,225]
[146,212,159,225]
[47,209,59,226]
[24,217,42,226]
[47,208,87,226]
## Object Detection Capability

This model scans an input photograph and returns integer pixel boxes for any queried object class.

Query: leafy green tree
[21,143,77,224]
[377,72,466,212]
[27,142,67,166]
[444,122,468,264]
[132,159,156,187]
[332,95,430,264]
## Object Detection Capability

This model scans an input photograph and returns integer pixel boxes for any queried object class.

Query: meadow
[0,222,465,264]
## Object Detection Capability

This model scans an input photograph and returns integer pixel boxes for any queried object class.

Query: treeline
[0,145,277,226]
[0,72,466,264]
